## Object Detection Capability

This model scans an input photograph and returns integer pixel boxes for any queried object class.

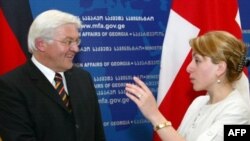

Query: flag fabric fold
[0,0,33,75]
[156,0,243,140]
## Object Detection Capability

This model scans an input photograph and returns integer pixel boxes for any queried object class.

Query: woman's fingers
[125,83,143,99]
[125,92,141,105]
[133,76,152,94]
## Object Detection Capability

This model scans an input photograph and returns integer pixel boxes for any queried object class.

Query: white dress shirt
[31,56,69,93]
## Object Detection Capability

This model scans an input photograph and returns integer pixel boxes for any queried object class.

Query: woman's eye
[194,58,201,64]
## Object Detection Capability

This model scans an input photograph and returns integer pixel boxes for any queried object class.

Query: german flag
[0,0,33,75]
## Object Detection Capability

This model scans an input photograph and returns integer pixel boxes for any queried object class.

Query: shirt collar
[31,56,57,85]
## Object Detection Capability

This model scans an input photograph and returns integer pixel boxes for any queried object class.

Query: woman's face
[186,51,219,91]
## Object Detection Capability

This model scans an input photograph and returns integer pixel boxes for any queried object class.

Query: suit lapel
[27,61,70,112]
[64,69,78,112]
[64,68,85,114]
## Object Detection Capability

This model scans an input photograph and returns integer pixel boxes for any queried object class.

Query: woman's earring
[217,79,221,83]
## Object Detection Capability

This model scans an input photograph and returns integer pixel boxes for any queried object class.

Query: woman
[125,31,250,141]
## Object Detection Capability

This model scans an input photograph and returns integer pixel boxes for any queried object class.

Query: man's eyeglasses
[50,38,81,47]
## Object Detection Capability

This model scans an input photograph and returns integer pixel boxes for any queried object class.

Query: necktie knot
[54,73,62,82]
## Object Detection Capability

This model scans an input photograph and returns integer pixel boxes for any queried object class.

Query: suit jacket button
[75,124,80,129]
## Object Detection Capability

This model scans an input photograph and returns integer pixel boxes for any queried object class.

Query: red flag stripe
[172,0,242,38]
[0,8,26,75]
[0,0,33,75]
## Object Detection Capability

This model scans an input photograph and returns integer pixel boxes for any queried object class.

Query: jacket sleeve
[0,78,36,141]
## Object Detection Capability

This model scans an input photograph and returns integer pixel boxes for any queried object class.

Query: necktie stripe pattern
[54,73,71,110]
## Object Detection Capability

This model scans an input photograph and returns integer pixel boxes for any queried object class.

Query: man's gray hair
[28,9,82,53]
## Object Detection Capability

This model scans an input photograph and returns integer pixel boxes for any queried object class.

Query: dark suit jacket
[0,60,106,141]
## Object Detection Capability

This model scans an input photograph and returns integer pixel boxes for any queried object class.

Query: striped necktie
[54,73,71,110]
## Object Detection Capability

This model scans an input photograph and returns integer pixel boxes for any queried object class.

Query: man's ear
[35,38,47,52]
[216,61,227,76]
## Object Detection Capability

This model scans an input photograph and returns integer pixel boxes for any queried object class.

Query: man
[0,9,106,141]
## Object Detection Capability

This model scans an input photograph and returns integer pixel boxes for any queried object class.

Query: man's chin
[64,63,74,70]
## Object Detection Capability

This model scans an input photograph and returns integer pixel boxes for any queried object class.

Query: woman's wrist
[149,111,169,127]
[154,120,172,131]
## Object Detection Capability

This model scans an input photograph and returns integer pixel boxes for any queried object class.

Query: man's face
[41,24,80,72]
